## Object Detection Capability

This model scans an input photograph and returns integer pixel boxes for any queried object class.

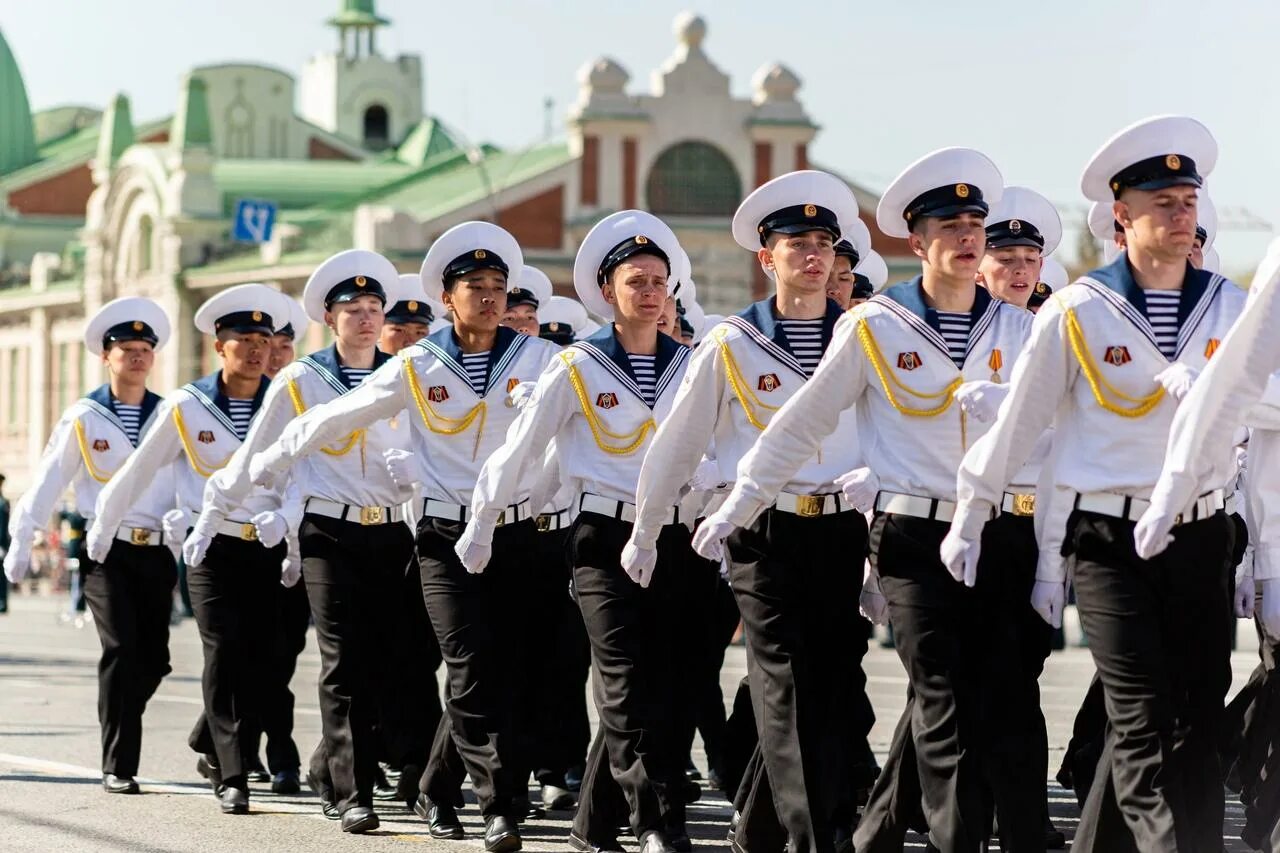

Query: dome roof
[0,27,38,177]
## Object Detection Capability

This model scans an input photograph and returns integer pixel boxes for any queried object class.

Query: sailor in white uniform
[267,296,308,379]
[503,265,552,337]
[247,222,559,852]
[456,211,693,853]
[380,274,436,354]
[625,170,871,853]
[85,284,293,815]
[945,115,1243,852]
[4,298,175,795]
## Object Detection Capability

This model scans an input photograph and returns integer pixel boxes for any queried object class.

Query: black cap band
[1195,225,1208,246]
[385,299,434,324]
[597,236,670,286]
[1028,280,1053,309]
[833,239,862,267]
[985,218,1045,250]
[757,204,840,246]
[325,274,387,309]
[102,320,159,350]
[214,310,275,335]
[506,287,539,310]
[443,248,509,284]
[904,183,988,225]
[1109,153,1201,198]
[276,323,295,340]
[851,275,874,298]
[539,320,575,345]
[678,315,695,337]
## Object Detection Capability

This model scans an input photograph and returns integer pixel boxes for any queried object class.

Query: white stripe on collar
[722,316,809,381]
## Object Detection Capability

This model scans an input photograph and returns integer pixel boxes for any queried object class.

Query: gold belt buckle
[1012,494,1036,516]
[130,528,152,546]
[241,523,259,542]
[495,510,507,527]
[360,506,384,525]
[795,495,823,518]
[535,514,551,532]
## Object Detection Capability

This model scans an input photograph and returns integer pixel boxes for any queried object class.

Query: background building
[0,3,915,490]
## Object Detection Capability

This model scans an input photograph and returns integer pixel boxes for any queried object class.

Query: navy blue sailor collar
[1085,251,1212,329]
[880,275,995,335]
[304,343,392,394]
[737,296,844,361]
[576,323,687,408]
[84,383,163,447]
[187,369,271,425]
[421,323,526,396]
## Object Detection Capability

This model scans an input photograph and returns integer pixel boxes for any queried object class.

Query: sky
[5,0,1276,273]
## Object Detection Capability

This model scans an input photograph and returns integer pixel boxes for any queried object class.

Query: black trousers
[697,576,741,778]
[855,512,1045,853]
[529,527,591,788]
[1233,620,1280,850]
[669,537,721,778]
[727,507,869,853]
[570,514,687,841]
[1068,510,1232,853]
[81,541,176,776]
[418,517,537,817]
[385,552,442,771]
[301,514,417,812]
[187,534,285,786]
[245,576,309,774]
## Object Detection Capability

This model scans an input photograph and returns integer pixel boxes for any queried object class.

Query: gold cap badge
[474,249,487,259]
[1166,154,1181,171]
[549,322,560,332]
[803,203,817,217]
[1010,219,1022,233]
[132,321,144,331]
[635,235,649,245]
[252,311,262,322]
[955,183,970,199]
[355,275,367,287]
[407,301,418,312]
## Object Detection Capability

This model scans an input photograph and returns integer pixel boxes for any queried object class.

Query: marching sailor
[248,222,559,852]
[946,115,1243,852]
[625,170,872,853]
[827,242,886,311]
[4,298,175,795]
[267,297,308,379]
[86,284,294,816]
[380,274,436,353]
[457,211,693,853]
[502,265,552,337]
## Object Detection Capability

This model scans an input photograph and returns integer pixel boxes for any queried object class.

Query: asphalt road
[0,594,1262,852]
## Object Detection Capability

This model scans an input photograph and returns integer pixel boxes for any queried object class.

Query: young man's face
[268,334,295,377]
[603,255,670,325]
[760,230,835,293]
[826,255,855,309]
[103,340,155,382]
[656,295,678,338]
[501,304,539,337]
[910,213,986,279]
[1115,186,1198,263]
[443,270,507,332]
[978,245,1043,309]
[325,294,384,349]
[215,331,271,381]
[379,321,430,354]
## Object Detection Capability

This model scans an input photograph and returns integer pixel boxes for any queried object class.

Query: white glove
[691,513,735,563]
[1235,574,1256,619]
[248,446,286,490]
[1153,363,1200,402]
[251,511,288,548]
[939,529,979,587]
[382,448,418,502]
[859,569,888,625]
[954,380,1009,424]
[454,522,492,574]
[3,544,31,584]
[162,508,194,541]
[833,467,880,513]
[620,542,657,588]
[1133,507,1176,560]
[1031,580,1066,628]
[86,525,112,563]
[1260,579,1280,640]
[183,529,213,568]
[281,555,302,588]
[508,380,538,410]
[690,459,722,492]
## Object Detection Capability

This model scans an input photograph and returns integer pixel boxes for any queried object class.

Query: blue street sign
[231,199,277,244]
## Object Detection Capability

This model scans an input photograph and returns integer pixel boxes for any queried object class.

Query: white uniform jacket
[10,385,176,545]
[470,325,692,533]
[263,325,558,508]
[632,297,861,550]
[718,279,1032,529]
[953,255,1246,581]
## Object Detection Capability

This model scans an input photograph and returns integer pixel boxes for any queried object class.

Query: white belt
[1073,489,1225,525]
[216,519,263,542]
[1225,491,1241,518]
[1001,491,1037,517]
[875,491,959,523]
[421,498,530,527]
[773,492,851,518]
[536,509,570,533]
[116,526,165,547]
[304,498,405,526]
[578,493,680,527]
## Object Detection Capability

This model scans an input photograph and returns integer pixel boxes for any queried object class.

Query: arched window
[363,104,390,151]
[646,141,741,216]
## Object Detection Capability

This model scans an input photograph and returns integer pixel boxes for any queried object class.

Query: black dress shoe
[568,831,624,853]
[511,796,544,822]
[640,830,676,853]
[245,760,269,784]
[270,769,300,795]
[541,783,576,810]
[341,806,380,834]
[678,778,702,805]
[306,770,340,820]
[483,814,521,853]
[219,786,249,815]
[102,773,139,794]
[395,763,422,808]
[413,794,464,839]
[372,765,398,801]
[196,754,223,791]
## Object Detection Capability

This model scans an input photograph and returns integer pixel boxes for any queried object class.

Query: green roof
[96,94,134,169]
[0,115,169,194]
[327,0,389,27]
[395,118,462,167]
[0,28,38,176]
[212,159,414,215]
[172,75,212,150]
